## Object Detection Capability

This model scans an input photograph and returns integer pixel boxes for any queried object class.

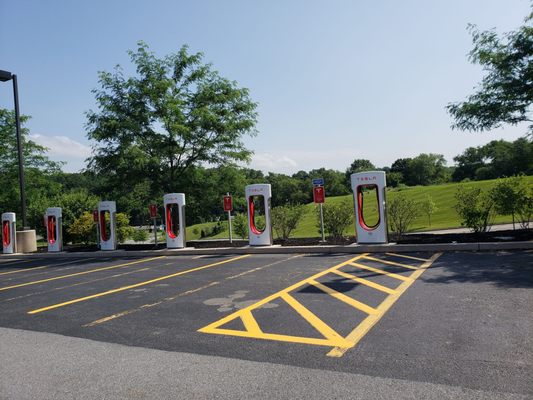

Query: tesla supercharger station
[44,207,63,252]
[164,193,186,249]
[245,184,273,246]
[2,212,16,254]
[351,171,388,244]
[98,201,117,251]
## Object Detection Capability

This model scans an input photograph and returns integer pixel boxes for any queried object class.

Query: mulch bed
[35,228,531,252]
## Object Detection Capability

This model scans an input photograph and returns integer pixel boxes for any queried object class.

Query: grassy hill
[186,176,533,240]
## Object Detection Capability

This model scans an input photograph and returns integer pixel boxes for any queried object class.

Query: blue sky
[0,0,530,173]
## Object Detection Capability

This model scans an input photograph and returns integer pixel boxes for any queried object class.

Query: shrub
[455,186,495,233]
[131,228,149,242]
[272,205,306,240]
[233,213,248,239]
[490,176,530,230]
[420,194,437,227]
[116,213,134,243]
[388,194,419,240]
[319,200,353,239]
[67,211,96,244]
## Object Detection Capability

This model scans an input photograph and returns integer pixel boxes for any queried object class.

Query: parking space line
[348,262,412,281]
[0,258,98,278]
[327,252,442,357]
[331,270,397,294]
[0,257,164,292]
[200,253,440,356]
[82,255,303,327]
[361,256,418,270]
[385,253,429,262]
[308,280,377,314]
[27,255,250,314]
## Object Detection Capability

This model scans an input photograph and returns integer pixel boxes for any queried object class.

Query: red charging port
[47,216,56,244]
[2,221,10,247]
[357,184,381,231]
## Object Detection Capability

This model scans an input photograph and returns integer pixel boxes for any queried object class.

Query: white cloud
[29,134,92,172]
[250,153,298,172]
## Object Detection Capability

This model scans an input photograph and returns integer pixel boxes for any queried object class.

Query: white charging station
[98,201,117,251]
[2,212,16,254]
[164,193,186,249]
[351,171,388,244]
[245,184,273,246]
[45,207,63,252]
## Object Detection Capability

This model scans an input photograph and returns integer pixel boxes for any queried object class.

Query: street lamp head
[0,70,13,82]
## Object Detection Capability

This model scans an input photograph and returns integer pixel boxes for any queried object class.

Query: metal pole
[12,75,28,230]
[319,203,325,242]
[153,217,158,245]
[228,211,233,243]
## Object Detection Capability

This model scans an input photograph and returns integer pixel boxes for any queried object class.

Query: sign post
[312,181,326,242]
[223,194,233,243]
[92,209,100,249]
[149,204,158,245]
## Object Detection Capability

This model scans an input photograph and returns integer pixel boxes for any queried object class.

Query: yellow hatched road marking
[0,257,163,291]
[199,252,440,356]
[385,253,429,262]
[347,262,412,282]
[28,255,250,314]
[308,280,377,315]
[362,256,418,270]
[327,252,442,357]
[330,269,397,295]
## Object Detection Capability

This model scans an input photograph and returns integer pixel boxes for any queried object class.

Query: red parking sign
[313,186,325,203]
[149,204,158,218]
[223,195,233,212]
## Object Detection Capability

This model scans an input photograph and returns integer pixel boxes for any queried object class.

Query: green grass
[188,176,533,240]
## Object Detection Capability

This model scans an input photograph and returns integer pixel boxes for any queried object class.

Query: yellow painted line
[385,253,429,262]
[0,258,98,278]
[362,256,418,270]
[0,257,163,291]
[331,269,397,295]
[28,255,250,314]
[83,255,303,327]
[347,262,412,282]
[327,252,442,357]
[241,310,262,335]
[308,280,377,315]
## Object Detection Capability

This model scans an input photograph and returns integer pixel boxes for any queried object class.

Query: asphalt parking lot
[0,250,531,399]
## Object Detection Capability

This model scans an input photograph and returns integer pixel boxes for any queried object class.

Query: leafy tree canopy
[86,41,258,195]
[447,9,533,136]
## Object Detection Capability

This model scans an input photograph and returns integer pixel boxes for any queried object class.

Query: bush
[388,194,419,240]
[319,200,353,239]
[272,205,306,240]
[455,186,495,233]
[490,176,530,230]
[131,228,149,242]
[233,213,248,239]
[67,211,96,244]
[116,213,134,243]
[420,194,437,227]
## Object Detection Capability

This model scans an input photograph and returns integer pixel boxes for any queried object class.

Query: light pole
[0,69,28,230]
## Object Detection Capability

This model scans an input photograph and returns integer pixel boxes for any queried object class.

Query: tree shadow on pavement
[421,250,533,289]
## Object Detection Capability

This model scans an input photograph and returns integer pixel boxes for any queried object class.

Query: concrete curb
[1,241,531,259]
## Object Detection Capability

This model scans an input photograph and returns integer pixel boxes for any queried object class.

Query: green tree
[0,109,62,228]
[86,41,258,199]
[404,153,449,186]
[491,176,530,229]
[55,189,99,244]
[447,9,533,136]
[271,205,306,240]
[420,194,438,227]
[455,186,495,233]
[388,195,419,240]
[116,213,134,243]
